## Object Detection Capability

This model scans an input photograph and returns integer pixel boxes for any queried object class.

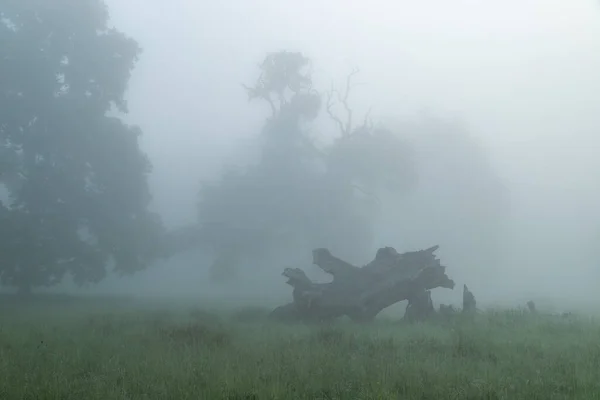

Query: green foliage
[0,0,165,291]
[244,50,316,117]
[1,300,600,399]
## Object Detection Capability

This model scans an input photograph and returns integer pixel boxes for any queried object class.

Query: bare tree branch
[242,82,277,117]
[326,84,346,135]
[325,67,373,137]
[360,106,373,132]
[340,67,359,134]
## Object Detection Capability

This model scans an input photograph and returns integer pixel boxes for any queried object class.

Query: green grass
[1,296,600,399]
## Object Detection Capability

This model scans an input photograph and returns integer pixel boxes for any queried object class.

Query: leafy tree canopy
[196,51,417,281]
[0,0,165,292]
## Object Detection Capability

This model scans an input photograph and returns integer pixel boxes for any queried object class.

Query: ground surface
[1,295,599,399]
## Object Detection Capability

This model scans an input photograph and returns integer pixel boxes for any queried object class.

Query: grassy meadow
[1,294,600,399]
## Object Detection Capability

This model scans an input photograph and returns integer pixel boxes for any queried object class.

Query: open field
[1,295,600,399]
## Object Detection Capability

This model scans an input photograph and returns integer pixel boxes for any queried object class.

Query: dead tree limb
[325,67,370,137]
[270,245,455,323]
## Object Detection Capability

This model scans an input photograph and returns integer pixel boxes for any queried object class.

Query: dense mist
[16,0,600,312]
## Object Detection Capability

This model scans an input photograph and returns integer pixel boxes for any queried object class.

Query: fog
[86,0,600,311]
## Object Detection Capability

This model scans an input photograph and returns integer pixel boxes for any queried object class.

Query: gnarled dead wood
[270,245,455,323]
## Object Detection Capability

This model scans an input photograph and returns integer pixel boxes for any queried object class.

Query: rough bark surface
[270,245,455,322]
[404,290,435,322]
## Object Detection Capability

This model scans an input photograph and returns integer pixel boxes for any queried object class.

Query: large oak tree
[0,0,165,292]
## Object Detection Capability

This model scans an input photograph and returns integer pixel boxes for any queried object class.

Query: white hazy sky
[105,0,600,221]
[99,0,600,308]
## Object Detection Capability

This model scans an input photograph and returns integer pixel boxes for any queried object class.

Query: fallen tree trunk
[270,245,455,322]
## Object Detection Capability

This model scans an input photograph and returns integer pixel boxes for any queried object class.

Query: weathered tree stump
[439,303,458,319]
[462,284,477,313]
[270,245,455,323]
[404,290,435,322]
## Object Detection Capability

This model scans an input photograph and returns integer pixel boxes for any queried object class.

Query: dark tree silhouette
[194,51,416,281]
[0,0,165,293]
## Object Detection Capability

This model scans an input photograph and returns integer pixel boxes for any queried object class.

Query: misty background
[73,0,600,310]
